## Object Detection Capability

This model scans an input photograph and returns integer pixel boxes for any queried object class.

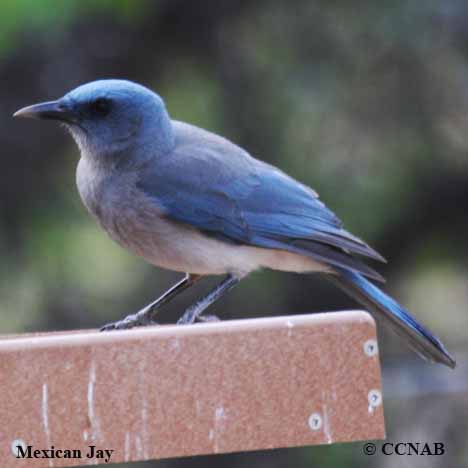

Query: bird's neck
[137,109,175,161]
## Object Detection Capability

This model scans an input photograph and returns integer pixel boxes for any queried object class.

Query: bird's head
[14,79,175,165]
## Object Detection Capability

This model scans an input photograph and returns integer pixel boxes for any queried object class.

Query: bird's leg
[101,273,203,331]
[177,274,240,325]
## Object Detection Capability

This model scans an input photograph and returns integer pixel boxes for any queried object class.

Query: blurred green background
[1,0,468,467]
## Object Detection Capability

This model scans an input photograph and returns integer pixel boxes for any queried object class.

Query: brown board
[0,311,385,466]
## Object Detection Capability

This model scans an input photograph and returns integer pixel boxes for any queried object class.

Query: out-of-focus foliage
[1,1,468,467]
[0,0,148,56]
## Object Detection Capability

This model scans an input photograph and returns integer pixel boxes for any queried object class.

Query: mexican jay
[14,79,455,368]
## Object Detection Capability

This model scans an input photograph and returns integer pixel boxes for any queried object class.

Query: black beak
[13,100,75,123]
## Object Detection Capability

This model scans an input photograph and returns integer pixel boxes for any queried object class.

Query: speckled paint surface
[0,311,384,467]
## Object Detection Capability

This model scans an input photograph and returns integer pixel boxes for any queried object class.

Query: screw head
[308,412,322,431]
[363,339,378,357]
[11,439,26,457]
[368,389,382,408]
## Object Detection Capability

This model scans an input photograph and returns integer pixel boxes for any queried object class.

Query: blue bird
[14,79,455,368]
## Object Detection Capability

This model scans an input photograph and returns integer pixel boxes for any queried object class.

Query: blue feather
[138,123,385,280]
[328,268,456,368]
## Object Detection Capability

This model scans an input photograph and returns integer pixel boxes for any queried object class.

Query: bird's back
[137,120,385,280]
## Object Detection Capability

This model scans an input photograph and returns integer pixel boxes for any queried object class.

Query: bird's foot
[196,314,221,323]
[177,305,200,325]
[100,312,157,331]
[177,304,221,325]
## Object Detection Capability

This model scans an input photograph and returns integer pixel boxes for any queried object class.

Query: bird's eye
[89,98,112,117]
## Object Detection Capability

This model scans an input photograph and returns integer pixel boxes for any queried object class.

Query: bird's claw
[100,313,158,331]
[177,308,221,325]
[196,314,221,323]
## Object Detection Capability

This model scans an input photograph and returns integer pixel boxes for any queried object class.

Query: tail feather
[327,268,455,369]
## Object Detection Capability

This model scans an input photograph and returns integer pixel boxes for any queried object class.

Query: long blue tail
[327,268,455,368]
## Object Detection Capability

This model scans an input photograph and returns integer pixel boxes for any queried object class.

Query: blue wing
[138,122,385,281]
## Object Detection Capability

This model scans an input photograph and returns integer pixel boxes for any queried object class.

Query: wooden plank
[0,311,385,467]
